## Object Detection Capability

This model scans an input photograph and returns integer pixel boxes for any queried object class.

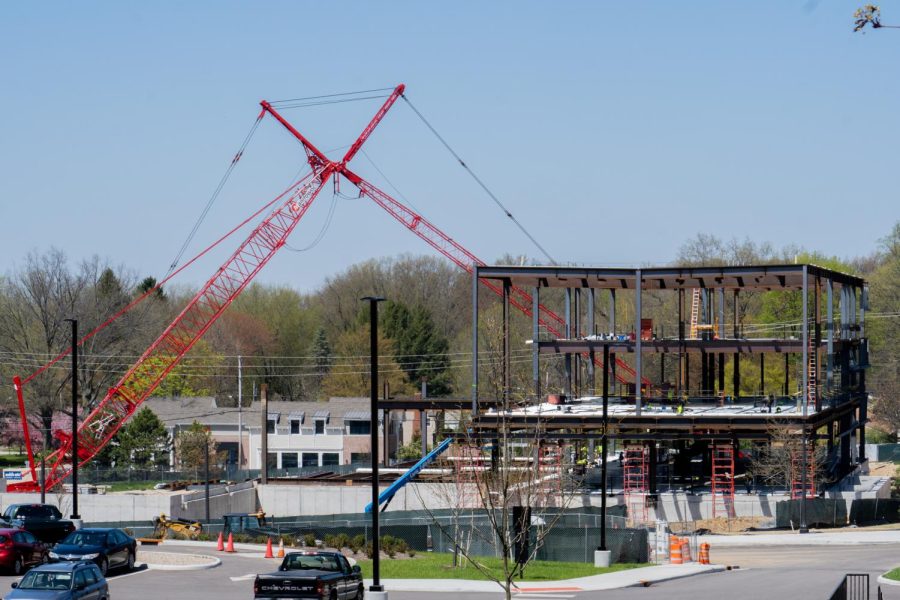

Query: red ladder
[537,444,564,507]
[711,445,736,519]
[623,445,649,525]
[453,444,484,509]
[790,441,816,499]
[807,328,817,411]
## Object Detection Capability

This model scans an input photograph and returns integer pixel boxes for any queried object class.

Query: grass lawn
[357,552,644,581]
[102,481,160,492]
[885,568,900,581]
[0,454,28,468]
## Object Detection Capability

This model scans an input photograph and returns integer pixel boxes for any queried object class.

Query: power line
[401,93,557,265]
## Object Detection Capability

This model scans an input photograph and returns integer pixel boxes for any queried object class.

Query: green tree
[307,326,332,399]
[382,302,452,395]
[108,407,171,468]
[174,421,220,472]
[320,326,411,398]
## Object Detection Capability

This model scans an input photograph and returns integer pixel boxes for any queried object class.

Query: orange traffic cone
[265,538,274,559]
[276,538,285,558]
[216,532,224,552]
[225,533,235,553]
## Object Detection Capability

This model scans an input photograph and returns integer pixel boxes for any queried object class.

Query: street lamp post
[594,344,611,567]
[362,296,387,600]
[64,318,81,525]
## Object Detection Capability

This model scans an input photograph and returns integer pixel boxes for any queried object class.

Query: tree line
[1,222,898,451]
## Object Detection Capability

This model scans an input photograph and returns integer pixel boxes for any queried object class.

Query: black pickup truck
[254,551,364,600]
[0,503,76,543]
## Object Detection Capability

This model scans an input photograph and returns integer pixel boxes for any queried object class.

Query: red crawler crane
[12,83,646,492]
[11,86,407,492]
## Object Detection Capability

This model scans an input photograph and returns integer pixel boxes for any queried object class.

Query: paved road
[0,543,895,600]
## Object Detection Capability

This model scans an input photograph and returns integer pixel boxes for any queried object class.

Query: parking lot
[0,540,896,600]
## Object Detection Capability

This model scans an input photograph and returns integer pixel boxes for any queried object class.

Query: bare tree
[413,409,576,600]
[0,249,88,448]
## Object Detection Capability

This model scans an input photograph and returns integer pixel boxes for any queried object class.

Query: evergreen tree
[105,407,171,469]
[381,301,452,395]
[311,327,332,377]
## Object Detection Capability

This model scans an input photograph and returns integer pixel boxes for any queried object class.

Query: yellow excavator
[152,514,203,538]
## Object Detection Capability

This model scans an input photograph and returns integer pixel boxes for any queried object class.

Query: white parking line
[109,565,153,580]
[229,574,257,582]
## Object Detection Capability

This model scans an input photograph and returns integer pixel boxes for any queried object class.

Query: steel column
[635,269,642,416]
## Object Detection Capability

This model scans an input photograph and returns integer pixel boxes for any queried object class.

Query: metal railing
[829,574,869,600]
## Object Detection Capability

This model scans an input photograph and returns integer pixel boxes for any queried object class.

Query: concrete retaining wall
[0,492,172,524]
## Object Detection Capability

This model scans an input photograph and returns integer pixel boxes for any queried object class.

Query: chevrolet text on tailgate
[254,551,364,599]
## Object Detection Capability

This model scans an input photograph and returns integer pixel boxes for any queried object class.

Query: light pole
[362,296,387,600]
[64,318,81,525]
[594,344,611,568]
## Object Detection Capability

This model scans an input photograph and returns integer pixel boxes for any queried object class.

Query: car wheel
[126,550,135,571]
[330,590,338,600]
[99,556,108,576]
[356,584,365,599]
[12,556,23,576]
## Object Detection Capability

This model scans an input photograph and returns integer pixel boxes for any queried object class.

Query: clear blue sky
[1,1,897,293]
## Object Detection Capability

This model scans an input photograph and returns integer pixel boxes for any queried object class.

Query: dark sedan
[48,528,135,575]
[0,528,49,575]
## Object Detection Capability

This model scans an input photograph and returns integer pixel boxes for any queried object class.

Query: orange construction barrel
[681,538,692,562]
[670,536,683,565]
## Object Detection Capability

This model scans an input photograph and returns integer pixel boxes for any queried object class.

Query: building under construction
[467,263,871,522]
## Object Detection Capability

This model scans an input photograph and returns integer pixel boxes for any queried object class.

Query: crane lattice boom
[12,86,407,492]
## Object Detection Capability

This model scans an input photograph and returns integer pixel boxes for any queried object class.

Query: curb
[625,564,727,588]
[877,574,900,587]
[139,552,222,571]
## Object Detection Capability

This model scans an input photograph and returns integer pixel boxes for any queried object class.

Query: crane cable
[400,93,558,266]
[167,112,264,275]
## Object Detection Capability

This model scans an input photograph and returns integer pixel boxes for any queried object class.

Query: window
[83,567,98,585]
[350,453,370,464]
[314,420,325,435]
[266,453,278,470]
[266,419,276,434]
[322,453,339,467]
[301,453,319,467]
[290,420,301,434]
[281,452,298,469]
[74,570,89,589]
[347,420,370,435]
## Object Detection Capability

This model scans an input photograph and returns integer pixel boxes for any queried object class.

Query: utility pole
[204,439,210,525]
[238,355,243,479]
[64,318,81,525]
[261,383,268,485]
[420,379,428,458]
[362,296,387,600]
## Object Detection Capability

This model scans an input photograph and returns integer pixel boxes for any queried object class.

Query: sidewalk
[366,564,725,593]
[700,528,900,547]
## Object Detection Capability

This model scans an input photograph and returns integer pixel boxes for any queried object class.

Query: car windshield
[15,506,59,519]
[17,571,73,590]
[283,555,341,571]
[61,531,106,546]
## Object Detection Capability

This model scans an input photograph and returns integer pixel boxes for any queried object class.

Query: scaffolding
[452,444,485,509]
[790,440,817,499]
[623,445,649,525]
[536,443,564,507]
[710,444,736,519]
